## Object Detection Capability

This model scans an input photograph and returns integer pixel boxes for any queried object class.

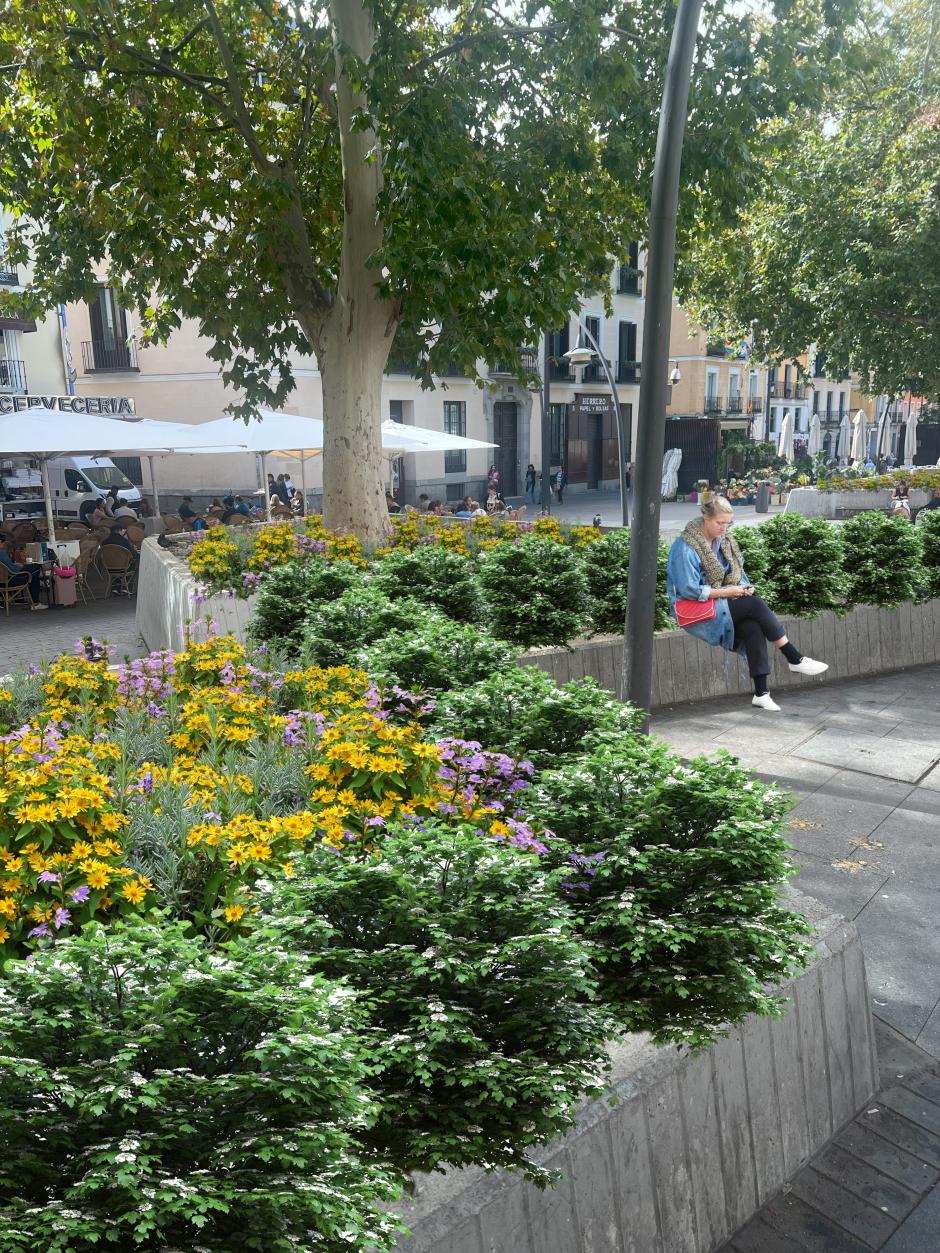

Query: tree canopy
[683,0,940,400]
[0,0,858,536]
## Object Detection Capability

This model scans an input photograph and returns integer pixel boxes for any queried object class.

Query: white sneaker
[752,693,781,711]
[30,603,48,612]
[788,657,828,676]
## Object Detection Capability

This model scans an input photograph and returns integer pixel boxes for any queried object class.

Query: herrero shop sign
[0,394,136,415]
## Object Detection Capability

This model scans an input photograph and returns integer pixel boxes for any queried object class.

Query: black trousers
[729,594,786,677]
[10,564,43,605]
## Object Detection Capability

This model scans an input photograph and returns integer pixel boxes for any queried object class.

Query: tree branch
[412,21,636,72]
[201,0,275,174]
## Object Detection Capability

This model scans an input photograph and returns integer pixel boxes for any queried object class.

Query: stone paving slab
[0,595,145,676]
[794,728,940,784]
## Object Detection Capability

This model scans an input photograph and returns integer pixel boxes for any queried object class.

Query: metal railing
[748,397,764,414]
[488,350,539,378]
[581,360,612,383]
[704,394,723,414]
[0,268,19,286]
[726,395,744,414]
[549,360,574,381]
[81,338,139,372]
[0,357,26,391]
[617,266,642,295]
[617,360,642,384]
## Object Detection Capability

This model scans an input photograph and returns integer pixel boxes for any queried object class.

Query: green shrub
[731,524,769,590]
[359,608,517,693]
[0,916,402,1253]
[840,510,924,608]
[918,511,940,598]
[300,585,427,667]
[264,823,610,1181]
[479,536,590,647]
[579,530,672,634]
[526,736,809,1049]
[370,545,481,621]
[755,514,847,617]
[248,558,363,647]
[431,665,640,767]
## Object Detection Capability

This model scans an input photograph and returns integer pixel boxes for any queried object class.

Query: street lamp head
[564,345,594,366]
[669,365,681,385]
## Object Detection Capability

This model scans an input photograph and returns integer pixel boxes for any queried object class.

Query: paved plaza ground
[652,666,940,1251]
[0,596,144,676]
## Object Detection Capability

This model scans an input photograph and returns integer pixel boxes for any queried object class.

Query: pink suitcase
[52,568,77,607]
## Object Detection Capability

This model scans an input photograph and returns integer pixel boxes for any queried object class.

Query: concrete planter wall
[140,537,940,706]
[136,538,258,653]
[393,888,876,1253]
[786,485,930,518]
[522,598,940,708]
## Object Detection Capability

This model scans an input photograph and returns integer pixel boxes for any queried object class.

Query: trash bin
[52,567,77,607]
[755,483,771,514]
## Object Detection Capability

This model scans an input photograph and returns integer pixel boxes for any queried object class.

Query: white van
[0,455,142,522]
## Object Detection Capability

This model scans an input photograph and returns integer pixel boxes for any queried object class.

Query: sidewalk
[0,596,145,676]
[535,486,787,532]
[651,661,940,1250]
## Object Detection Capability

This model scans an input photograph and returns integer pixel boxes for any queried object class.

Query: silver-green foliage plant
[359,608,517,693]
[479,536,591,647]
[840,510,924,608]
[526,736,809,1049]
[0,917,403,1253]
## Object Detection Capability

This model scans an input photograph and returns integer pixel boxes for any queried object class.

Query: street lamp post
[564,320,630,528]
[623,0,704,729]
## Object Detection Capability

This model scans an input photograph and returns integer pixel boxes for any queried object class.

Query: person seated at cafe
[177,496,202,526]
[0,536,46,610]
[108,519,141,557]
[233,495,251,516]
[385,491,401,514]
[417,493,431,512]
[485,487,507,515]
[77,500,97,528]
[112,498,139,520]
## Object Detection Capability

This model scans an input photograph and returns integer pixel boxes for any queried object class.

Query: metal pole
[262,451,272,520]
[576,319,629,527]
[623,0,704,728]
[147,455,161,519]
[540,332,552,513]
[41,457,57,544]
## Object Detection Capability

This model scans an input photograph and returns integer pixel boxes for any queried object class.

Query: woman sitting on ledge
[667,496,828,712]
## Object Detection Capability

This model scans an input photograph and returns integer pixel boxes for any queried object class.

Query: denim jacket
[666,537,750,652]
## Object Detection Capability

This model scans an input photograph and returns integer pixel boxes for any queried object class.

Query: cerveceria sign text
[0,395,136,415]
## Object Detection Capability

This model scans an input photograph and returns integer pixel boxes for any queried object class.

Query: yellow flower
[122,881,148,905]
[224,903,246,923]
[85,866,111,891]
[0,926,10,943]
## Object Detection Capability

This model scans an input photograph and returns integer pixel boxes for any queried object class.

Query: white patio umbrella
[806,412,822,458]
[0,407,192,543]
[836,411,852,462]
[776,410,795,463]
[904,409,918,464]
[850,410,868,465]
[875,408,893,461]
[379,419,497,455]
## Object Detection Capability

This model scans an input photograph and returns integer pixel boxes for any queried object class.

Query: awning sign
[0,395,136,415]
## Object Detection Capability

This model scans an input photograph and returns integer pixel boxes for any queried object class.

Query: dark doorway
[493,402,518,495]
[587,415,603,488]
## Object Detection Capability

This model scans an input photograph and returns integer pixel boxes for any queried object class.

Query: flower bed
[0,622,809,1250]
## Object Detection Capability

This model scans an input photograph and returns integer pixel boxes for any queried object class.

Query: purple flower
[53,907,71,930]
[70,885,91,904]
[28,923,51,939]
[37,871,61,884]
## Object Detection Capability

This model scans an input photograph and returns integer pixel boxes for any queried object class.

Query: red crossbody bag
[674,598,716,628]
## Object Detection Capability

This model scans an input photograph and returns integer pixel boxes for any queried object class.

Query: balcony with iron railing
[704,394,723,414]
[747,397,764,414]
[549,359,574,382]
[617,360,641,384]
[81,338,139,372]
[616,266,643,296]
[0,268,19,286]
[726,395,744,414]
[488,350,539,379]
[0,358,26,392]
[581,359,614,384]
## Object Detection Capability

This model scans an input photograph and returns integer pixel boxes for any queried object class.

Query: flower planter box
[786,486,931,518]
[136,538,258,653]
[392,886,875,1252]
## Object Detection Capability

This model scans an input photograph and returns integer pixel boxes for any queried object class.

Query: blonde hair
[701,495,733,518]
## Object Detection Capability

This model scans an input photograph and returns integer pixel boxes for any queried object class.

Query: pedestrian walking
[487,463,501,493]
[524,463,537,505]
[666,496,828,711]
[554,465,567,504]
